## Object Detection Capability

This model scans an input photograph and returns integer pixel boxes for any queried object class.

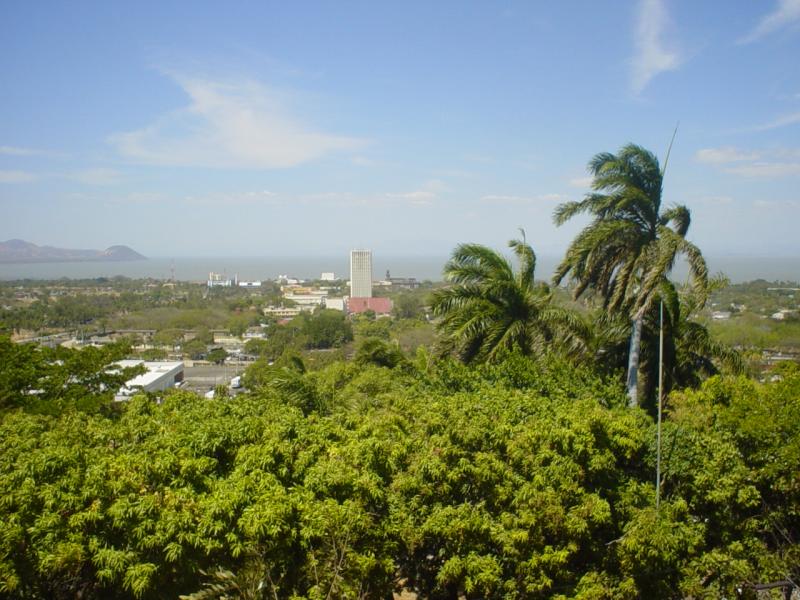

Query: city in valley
[2,2,799,598]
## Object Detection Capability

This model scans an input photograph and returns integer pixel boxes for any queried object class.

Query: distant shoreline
[0,254,797,284]
[0,258,148,265]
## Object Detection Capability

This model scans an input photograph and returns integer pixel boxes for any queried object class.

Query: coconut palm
[430,232,586,363]
[553,144,708,407]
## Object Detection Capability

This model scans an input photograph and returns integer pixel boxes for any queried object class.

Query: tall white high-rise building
[349,249,373,298]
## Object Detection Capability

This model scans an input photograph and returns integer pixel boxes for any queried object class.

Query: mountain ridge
[0,239,147,263]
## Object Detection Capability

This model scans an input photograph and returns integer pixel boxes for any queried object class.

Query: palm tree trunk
[626,314,643,407]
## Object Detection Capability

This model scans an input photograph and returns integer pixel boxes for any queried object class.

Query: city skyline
[1,1,800,258]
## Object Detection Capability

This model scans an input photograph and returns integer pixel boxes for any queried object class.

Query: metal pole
[656,299,664,512]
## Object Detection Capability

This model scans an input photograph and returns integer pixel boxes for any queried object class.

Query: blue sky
[1,0,799,258]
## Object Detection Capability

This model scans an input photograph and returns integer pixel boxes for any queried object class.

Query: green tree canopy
[0,335,144,413]
[299,309,353,350]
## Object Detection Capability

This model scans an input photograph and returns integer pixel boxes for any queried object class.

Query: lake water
[0,255,797,284]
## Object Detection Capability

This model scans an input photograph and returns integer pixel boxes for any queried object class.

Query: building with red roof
[346,296,393,316]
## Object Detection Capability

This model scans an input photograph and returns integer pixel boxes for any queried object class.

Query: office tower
[350,249,373,298]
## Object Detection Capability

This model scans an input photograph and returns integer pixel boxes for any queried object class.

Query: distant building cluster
[258,249,396,320]
[207,272,234,288]
[375,270,419,290]
[207,272,262,288]
[204,249,402,321]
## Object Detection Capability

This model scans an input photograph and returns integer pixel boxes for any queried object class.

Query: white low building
[264,306,303,318]
[284,293,327,307]
[115,360,184,401]
[325,297,346,311]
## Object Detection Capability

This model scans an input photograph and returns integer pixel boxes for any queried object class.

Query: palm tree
[553,144,708,407]
[430,232,586,363]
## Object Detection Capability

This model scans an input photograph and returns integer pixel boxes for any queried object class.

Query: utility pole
[656,299,664,512]
[656,124,677,511]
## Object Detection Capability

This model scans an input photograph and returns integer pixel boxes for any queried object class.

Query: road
[183,364,246,393]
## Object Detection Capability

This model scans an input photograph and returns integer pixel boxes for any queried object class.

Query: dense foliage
[1,346,797,598]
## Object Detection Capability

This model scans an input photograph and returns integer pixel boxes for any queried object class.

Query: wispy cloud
[739,0,800,44]
[568,176,594,188]
[351,156,376,167]
[0,146,39,156]
[432,168,475,179]
[69,168,124,186]
[383,180,447,205]
[695,146,760,164]
[384,190,436,204]
[180,190,280,207]
[464,154,494,164]
[724,162,800,177]
[0,145,66,158]
[481,193,568,204]
[697,146,800,178]
[0,170,37,183]
[696,195,734,206]
[750,110,800,132]
[110,75,366,169]
[753,198,800,208]
[630,0,682,95]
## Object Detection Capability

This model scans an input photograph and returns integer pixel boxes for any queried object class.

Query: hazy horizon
[1,253,798,285]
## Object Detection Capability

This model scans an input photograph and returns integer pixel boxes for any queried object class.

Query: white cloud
[464,154,494,164]
[69,168,123,185]
[433,168,474,178]
[696,146,800,178]
[0,170,37,183]
[751,110,800,132]
[181,190,281,207]
[724,162,800,177]
[110,75,366,168]
[630,0,682,95]
[754,199,800,208]
[385,190,436,204]
[481,193,568,204]
[568,176,594,188]
[739,0,800,44]
[696,195,734,205]
[420,179,450,194]
[539,193,568,202]
[0,146,38,156]
[383,180,449,205]
[695,147,760,164]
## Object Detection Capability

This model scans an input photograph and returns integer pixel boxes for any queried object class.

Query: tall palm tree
[430,232,586,363]
[553,144,708,407]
